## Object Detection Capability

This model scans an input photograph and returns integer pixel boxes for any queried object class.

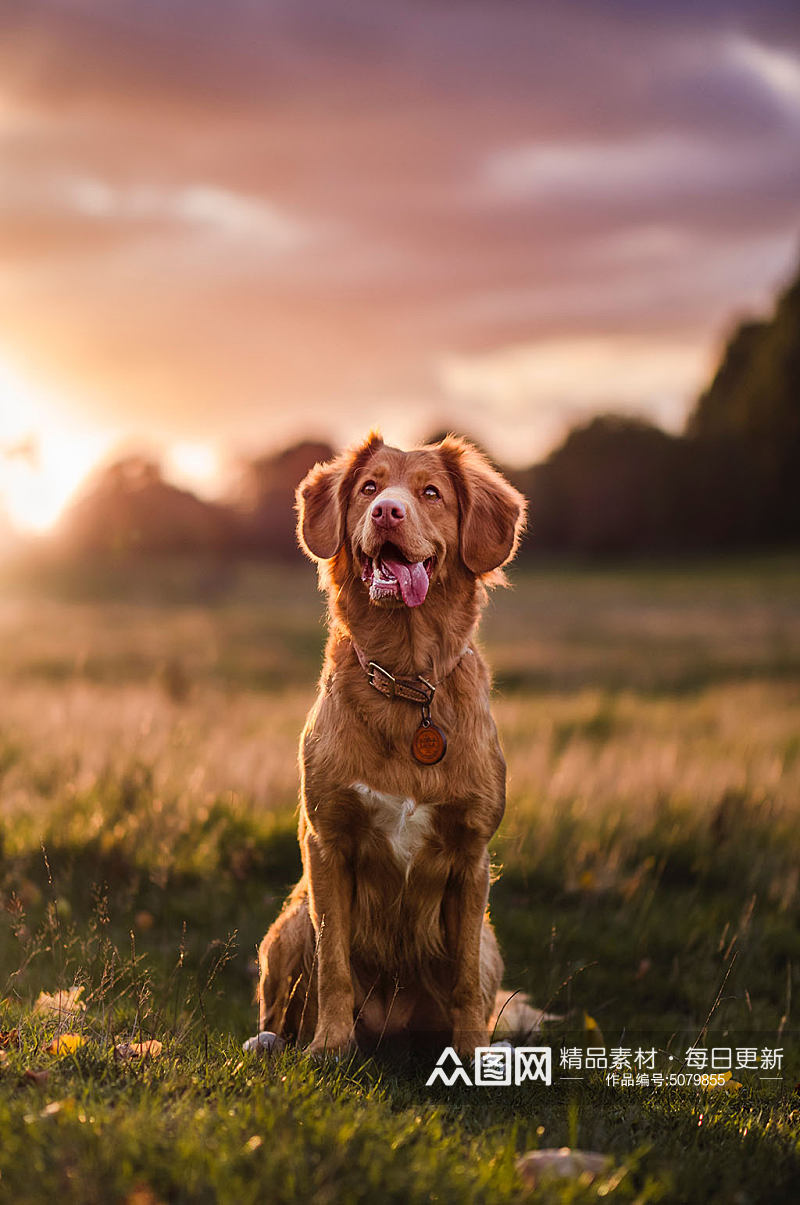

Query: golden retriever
[257,432,526,1057]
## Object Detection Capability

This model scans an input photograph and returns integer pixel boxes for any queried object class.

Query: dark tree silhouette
[231,440,334,557]
[688,271,800,541]
[50,256,800,561]
[524,415,698,554]
[59,455,233,556]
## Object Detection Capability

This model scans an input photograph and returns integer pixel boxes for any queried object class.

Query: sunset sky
[1,0,799,530]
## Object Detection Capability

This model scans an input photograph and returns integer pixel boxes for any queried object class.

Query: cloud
[481,135,745,205]
[438,334,712,464]
[0,1,798,467]
[439,229,799,341]
[1,171,312,250]
[724,32,800,113]
[480,32,800,211]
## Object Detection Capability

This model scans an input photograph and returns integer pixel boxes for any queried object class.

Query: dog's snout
[371,497,406,530]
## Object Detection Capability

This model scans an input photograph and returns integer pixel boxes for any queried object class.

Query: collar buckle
[367,660,397,698]
[367,660,436,705]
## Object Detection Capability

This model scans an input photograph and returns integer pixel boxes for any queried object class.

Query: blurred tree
[48,253,800,564]
[231,440,334,557]
[59,455,234,556]
[687,268,800,540]
[522,257,800,555]
[524,415,698,554]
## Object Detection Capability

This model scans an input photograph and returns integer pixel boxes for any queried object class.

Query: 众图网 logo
[425,1046,552,1087]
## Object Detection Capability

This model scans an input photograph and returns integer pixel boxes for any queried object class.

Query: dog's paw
[307,1026,356,1060]
[452,1013,490,1059]
[242,1030,287,1055]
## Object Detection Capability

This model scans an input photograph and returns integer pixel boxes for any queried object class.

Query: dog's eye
[423,484,440,500]
[361,480,377,496]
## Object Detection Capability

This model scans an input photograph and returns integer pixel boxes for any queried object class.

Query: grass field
[1,554,800,1202]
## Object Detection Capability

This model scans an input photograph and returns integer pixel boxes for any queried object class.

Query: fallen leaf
[0,1029,18,1048]
[33,987,86,1019]
[583,1011,605,1044]
[115,1040,163,1060]
[517,1147,609,1188]
[0,1050,7,1065]
[692,1069,742,1092]
[48,1033,87,1056]
[705,1071,740,1091]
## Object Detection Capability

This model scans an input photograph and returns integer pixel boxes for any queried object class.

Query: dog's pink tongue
[381,556,429,607]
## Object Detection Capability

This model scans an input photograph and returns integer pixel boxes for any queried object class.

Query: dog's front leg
[443,851,492,1057]
[304,830,356,1057]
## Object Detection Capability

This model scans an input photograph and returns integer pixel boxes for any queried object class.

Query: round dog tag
[412,719,447,765]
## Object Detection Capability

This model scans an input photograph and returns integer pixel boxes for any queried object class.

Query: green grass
[1,554,800,1201]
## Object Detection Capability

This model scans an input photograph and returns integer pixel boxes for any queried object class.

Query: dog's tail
[489,989,562,1044]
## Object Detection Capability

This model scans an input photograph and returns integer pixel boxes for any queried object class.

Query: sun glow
[0,355,111,534]
[165,441,223,498]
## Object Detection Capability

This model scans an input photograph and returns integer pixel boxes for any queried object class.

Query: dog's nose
[371,498,406,529]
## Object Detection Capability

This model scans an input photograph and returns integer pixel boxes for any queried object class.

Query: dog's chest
[351,782,433,869]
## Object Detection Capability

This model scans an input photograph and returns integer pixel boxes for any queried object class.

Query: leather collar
[351,640,471,705]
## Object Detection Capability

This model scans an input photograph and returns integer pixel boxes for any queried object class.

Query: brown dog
[257,432,526,1057]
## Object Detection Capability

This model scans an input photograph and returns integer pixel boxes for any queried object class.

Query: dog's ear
[438,436,527,575]
[296,458,344,560]
[296,432,384,560]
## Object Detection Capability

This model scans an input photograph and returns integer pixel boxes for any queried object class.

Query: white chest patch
[350,782,433,871]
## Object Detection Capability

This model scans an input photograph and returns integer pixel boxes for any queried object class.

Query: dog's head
[296,432,526,609]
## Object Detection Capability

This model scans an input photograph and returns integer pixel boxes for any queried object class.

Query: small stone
[516,1147,609,1188]
[242,1031,287,1054]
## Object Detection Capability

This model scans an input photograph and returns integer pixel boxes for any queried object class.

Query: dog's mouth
[359,543,435,607]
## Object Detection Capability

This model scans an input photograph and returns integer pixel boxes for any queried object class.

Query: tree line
[57,259,800,559]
